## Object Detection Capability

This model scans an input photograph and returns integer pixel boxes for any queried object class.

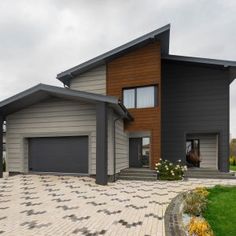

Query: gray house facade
[0,24,235,184]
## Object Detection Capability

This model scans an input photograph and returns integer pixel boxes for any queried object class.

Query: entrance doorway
[186,139,200,167]
[186,134,218,169]
[129,137,150,168]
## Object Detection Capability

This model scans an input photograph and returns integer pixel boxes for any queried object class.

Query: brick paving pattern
[0,174,235,236]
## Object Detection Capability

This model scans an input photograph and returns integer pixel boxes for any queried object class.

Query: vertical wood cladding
[107,42,161,168]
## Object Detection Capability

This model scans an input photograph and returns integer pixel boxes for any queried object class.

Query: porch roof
[0,83,132,120]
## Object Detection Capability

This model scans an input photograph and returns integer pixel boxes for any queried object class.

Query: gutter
[118,101,133,121]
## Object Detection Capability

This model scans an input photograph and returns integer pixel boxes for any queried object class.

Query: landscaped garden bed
[183,187,214,236]
[165,185,236,236]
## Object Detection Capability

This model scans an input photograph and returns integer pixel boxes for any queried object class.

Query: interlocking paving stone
[63,214,90,222]
[56,205,79,211]
[20,209,47,216]
[0,174,235,235]
[52,198,71,202]
[97,209,122,215]
[20,220,51,229]
[115,219,143,228]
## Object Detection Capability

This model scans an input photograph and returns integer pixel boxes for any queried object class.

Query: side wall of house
[161,60,230,172]
[108,112,129,174]
[69,65,106,95]
[6,97,115,175]
[115,117,129,172]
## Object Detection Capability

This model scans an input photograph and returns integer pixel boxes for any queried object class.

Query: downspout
[113,116,123,182]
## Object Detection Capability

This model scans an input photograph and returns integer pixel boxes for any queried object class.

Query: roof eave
[0,84,133,121]
[162,54,236,67]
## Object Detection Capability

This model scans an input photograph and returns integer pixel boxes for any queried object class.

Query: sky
[0,0,236,137]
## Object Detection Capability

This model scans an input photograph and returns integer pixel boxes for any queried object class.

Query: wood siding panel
[70,65,106,95]
[107,42,161,168]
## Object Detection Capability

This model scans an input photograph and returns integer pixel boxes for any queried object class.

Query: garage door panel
[29,136,88,173]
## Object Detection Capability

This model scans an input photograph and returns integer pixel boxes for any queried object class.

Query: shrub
[184,191,208,216]
[188,217,214,236]
[193,187,209,198]
[229,156,236,166]
[3,159,6,172]
[155,159,187,181]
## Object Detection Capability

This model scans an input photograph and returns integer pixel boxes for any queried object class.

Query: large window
[123,86,157,108]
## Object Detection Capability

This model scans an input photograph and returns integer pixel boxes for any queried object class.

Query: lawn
[230,165,236,171]
[204,185,236,236]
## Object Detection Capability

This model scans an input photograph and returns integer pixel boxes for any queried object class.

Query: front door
[129,138,143,167]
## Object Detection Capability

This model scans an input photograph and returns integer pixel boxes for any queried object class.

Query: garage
[28,136,88,174]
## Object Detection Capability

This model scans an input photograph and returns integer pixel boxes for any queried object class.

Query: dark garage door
[29,136,88,173]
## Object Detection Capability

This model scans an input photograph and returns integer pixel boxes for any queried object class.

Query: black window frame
[122,85,158,109]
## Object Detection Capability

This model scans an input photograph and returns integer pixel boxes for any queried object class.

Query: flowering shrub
[188,217,214,236]
[155,159,187,180]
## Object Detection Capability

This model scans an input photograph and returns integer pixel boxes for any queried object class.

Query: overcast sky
[0,0,236,137]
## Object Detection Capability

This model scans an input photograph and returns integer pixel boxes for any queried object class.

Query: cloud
[0,0,235,136]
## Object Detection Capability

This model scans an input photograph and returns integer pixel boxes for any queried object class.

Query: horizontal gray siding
[6,98,97,174]
[115,119,129,173]
[69,65,106,95]
[162,61,230,172]
[107,112,129,175]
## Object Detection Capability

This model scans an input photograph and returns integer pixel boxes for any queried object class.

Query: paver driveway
[0,175,236,236]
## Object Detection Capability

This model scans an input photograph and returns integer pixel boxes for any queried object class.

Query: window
[123,88,135,108]
[123,86,156,108]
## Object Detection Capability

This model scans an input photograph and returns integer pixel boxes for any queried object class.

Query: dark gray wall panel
[0,116,3,178]
[161,61,230,172]
[29,136,88,173]
[96,102,108,185]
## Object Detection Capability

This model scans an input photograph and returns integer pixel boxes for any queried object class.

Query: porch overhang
[0,83,132,120]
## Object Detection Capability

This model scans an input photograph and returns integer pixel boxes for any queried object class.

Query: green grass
[204,185,236,236]
[230,165,236,171]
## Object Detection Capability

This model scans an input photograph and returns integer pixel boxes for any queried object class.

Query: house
[0,24,235,185]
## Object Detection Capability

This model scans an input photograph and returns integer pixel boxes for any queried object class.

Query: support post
[96,102,108,185]
[0,116,3,178]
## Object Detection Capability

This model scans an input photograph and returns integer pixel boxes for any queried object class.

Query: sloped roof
[162,54,236,67]
[0,84,132,120]
[57,24,170,86]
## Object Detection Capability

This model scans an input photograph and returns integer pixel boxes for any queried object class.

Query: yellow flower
[188,217,214,236]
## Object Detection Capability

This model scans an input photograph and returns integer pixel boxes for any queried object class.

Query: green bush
[183,190,208,216]
[229,156,236,166]
[3,159,6,172]
[155,159,187,180]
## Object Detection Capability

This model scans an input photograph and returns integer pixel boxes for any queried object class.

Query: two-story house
[0,24,235,184]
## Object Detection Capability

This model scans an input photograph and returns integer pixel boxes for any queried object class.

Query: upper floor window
[123,85,157,109]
